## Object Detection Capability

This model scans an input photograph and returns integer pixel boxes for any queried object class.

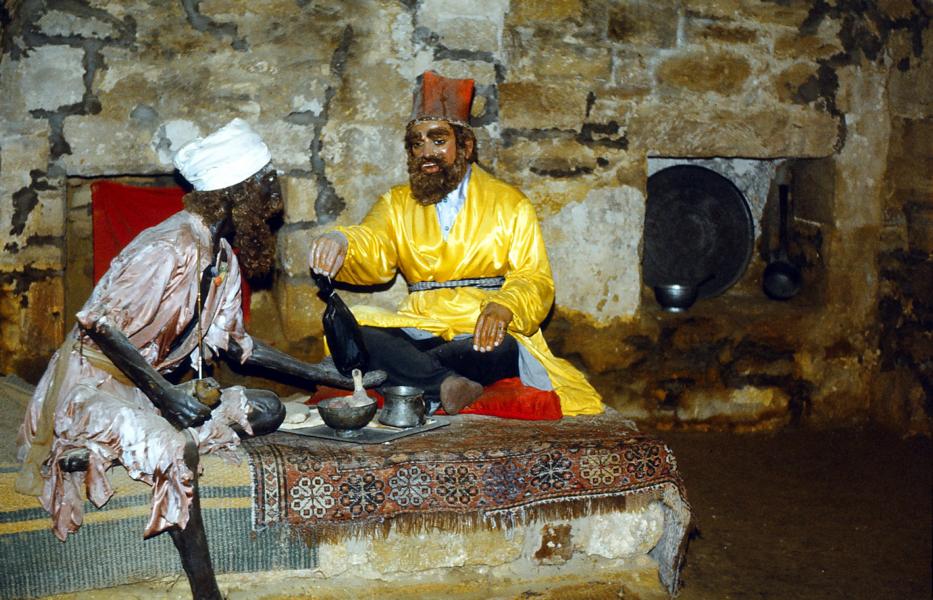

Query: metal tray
[643,165,754,299]
[283,413,450,444]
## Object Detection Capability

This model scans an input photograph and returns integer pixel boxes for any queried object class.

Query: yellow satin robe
[334,165,603,416]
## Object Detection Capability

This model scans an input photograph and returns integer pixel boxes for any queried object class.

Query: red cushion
[307,377,562,421]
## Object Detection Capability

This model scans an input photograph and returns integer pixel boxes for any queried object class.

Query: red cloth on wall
[90,180,251,322]
[91,181,185,283]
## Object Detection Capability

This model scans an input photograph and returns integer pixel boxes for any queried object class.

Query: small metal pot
[653,284,699,312]
[379,386,426,428]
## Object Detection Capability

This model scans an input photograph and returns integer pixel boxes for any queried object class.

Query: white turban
[173,118,272,191]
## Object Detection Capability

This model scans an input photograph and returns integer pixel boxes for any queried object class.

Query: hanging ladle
[762,184,801,300]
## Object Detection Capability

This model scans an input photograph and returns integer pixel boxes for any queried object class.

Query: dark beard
[230,212,277,281]
[408,151,469,205]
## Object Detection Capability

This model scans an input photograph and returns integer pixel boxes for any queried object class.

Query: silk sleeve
[76,240,181,363]
[485,199,555,336]
[333,193,399,285]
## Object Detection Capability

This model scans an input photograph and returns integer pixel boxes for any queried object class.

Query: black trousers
[360,326,519,407]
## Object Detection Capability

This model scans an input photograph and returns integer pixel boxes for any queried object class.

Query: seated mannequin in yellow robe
[310,71,603,417]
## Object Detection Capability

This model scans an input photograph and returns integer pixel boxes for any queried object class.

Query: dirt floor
[656,425,932,600]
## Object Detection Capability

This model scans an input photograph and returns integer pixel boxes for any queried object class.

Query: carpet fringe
[284,487,668,546]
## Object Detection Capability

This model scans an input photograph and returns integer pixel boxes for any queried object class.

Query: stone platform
[1,376,689,599]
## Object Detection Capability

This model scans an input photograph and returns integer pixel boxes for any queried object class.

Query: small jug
[379,386,426,428]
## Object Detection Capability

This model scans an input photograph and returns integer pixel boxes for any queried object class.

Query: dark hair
[183,164,282,280]
[451,123,477,163]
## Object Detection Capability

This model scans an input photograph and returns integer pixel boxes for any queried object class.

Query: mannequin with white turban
[16,118,384,600]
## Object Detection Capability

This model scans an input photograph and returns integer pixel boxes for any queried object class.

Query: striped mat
[0,377,313,600]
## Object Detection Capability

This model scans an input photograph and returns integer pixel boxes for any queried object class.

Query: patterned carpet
[244,412,692,594]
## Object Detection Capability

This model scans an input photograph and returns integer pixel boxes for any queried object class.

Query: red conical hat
[410,71,474,127]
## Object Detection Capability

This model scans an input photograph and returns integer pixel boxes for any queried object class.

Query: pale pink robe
[16,211,255,541]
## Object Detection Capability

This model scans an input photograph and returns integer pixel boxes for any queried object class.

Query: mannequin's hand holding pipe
[309,231,348,278]
[474,302,513,352]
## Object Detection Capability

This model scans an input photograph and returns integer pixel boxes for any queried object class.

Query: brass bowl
[317,397,377,438]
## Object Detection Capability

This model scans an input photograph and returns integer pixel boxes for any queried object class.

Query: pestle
[349,368,374,407]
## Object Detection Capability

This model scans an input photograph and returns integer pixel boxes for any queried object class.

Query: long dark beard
[408,150,469,206]
[230,206,277,281]
[184,180,282,282]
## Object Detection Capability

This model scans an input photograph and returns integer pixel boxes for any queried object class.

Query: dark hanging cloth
[314,274,368,376]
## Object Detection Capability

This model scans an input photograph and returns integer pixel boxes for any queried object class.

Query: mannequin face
[405,120,474,205]
[406,120,465,173]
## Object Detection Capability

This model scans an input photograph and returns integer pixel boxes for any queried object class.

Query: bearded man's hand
[309,231,348,278]
[473,302,513,352]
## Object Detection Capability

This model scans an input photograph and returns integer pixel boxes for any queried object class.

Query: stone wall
[1,0,929,432]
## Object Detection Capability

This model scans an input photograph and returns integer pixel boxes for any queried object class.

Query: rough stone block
[886,118,933,203]
[151,119,202,166]
[417,0,508,51]
[327,66,408,124]
[60,117,160,177]
[368,526,524,572]
[791,157,836,225]
[282,176,318,224]
[677,386,790,425]
[19,46,86,112]
[321,123,408,222]
[274,276,325,342]
[278,227,314,279]
[684,21,758,45]
[507,0,585,24]
[0,244,64,272]
[807,356,872,424]
[657,52,752,95]
[0,275,64,380]
[585,88,646,125]
[534,524,574,564]
[22,188,67,239]
[543,186,644,321]
[0,127,52,224]
[608,0,678,48]
[506,33,612,82]
[877,0,919,19]
[773,32,843,61]
[610,50,657,91]
[254,120,317,173]
[516,177,607,219]
[773,63,821,104]
[684,0,810,27]
[888,44,933,118]
[906,206,933,254]
[417,59,498,86]
[496,137,602,186]
[499,82,589,131]
[627,103,839,158]
[37,9,118,39]
[574,503,665,558]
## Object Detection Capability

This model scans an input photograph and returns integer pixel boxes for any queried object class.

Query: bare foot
[440,375,484,415]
